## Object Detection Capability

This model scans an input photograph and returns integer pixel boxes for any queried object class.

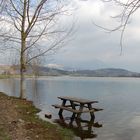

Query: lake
[0,76,140,140]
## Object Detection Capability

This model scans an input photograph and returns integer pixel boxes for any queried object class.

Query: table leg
[75,118,82,130]
[70,101,76,121]
[71,113,76,121]
[69,113,75,126]
[77,103,84,119]
[58,99,66,117]
[88,119,94,132]
[88,103,95,120]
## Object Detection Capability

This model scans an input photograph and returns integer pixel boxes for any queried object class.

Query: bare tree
[0,0,73,99]
[99,0,140,52]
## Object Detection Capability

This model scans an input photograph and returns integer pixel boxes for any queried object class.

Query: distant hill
[35,67,140,77]
[71,68,140,77]
[0,65,140,77]
[35,66,69,76]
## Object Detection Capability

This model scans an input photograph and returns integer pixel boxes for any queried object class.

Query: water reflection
[54,115,102,140]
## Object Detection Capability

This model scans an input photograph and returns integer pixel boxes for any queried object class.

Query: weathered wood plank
[52,104,80,113]
[58,96,98,104]
[52,104,103,113]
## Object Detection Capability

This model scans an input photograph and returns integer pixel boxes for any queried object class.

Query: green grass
[58,127,74,140]
[15,99,74,140]
[0,89,74,140]
[0,75,11,79]
[0,74,37,79]
[0,128,11,140]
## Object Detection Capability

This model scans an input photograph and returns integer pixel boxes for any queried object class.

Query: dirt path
[0,92,73,140]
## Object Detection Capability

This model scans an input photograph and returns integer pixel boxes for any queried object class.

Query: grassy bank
[0,92,73,140]
[0,74,33,79]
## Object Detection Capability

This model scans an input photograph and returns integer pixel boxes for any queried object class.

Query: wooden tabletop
[58,96,98,104]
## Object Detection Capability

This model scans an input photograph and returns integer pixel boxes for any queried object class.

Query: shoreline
[0,92,73,140]
[1,74,140,79]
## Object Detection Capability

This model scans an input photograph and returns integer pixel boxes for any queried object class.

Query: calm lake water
[0,76,140,140]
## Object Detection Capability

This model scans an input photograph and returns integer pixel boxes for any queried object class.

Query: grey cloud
[51,1,140,72]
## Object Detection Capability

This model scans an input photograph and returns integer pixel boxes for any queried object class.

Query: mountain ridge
[32,66,140,77]
[0,65,140,77]
[72,68,140,77]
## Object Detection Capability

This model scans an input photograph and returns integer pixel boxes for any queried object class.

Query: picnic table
[52,96,103,120]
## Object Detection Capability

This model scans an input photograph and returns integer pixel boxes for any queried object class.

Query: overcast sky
[47,0,140,72]
[1,0,140,72]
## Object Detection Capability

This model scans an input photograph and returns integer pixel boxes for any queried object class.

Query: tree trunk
[20,39,26,99]
[20,0,27,99]
[20,68,26,99]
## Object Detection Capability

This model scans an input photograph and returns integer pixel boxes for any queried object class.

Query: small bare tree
[0,0,73,99]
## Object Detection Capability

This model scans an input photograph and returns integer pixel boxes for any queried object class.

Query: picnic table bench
[52,96,103,120]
